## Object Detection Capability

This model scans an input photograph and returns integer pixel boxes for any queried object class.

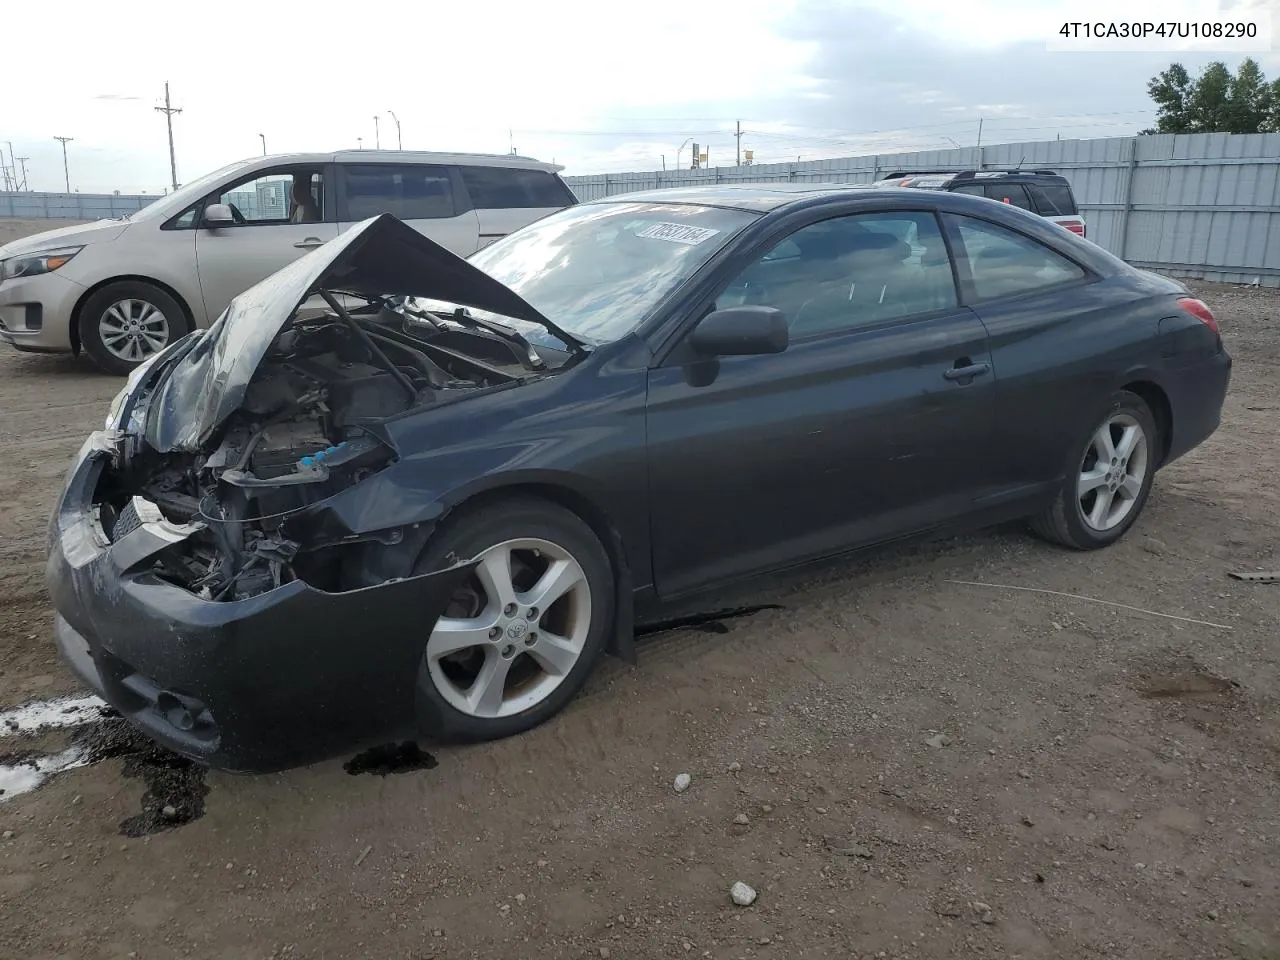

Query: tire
[411,496,615,742]
[78,281,191,376]
[1031,389,1159,550]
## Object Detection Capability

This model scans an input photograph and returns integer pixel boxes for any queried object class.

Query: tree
[1143,58,1276,134]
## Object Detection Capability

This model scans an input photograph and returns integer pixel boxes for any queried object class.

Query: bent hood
[143,214,564,453]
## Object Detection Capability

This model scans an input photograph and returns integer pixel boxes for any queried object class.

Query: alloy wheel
[99,299,171,363]
[425,538,593,719]
[1077,412,1149,532]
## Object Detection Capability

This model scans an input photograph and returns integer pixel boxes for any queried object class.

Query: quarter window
[948,214,1086,300]
[982,182,1034,211]
[716,211,958,338]
[342,164,456,221]
[460,166,575,209]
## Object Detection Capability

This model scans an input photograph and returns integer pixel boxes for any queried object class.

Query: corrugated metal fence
[566,133,1280,287]
[0,191,155,220]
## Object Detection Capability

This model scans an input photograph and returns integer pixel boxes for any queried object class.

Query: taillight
[1177,297,1219,335]
[1059,219,1086,237]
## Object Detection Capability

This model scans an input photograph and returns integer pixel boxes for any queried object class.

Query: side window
[460,166,575,209]
[1030,182,1078,216]
[213,169,325,224]
[950,184,986,198]
[342,164,456,221]
[948,214,1086,301]
[982,182,1034,211]
[715,211,958,338]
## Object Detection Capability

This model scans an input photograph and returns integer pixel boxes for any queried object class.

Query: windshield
[428,201,758,347]
[127,159,256,221]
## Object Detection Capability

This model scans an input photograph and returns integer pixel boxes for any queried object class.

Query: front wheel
[78,281,190,375]
[1031,389,1159,550]
[412,497,615,742]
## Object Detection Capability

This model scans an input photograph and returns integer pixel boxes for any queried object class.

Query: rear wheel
[1031,390,1158,550]
[412,497,614,742]
[78,281,190,375]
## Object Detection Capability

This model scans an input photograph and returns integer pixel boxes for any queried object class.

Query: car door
[645,209,998,599]
[336,163,480,257]
[193,164,339,324]
[941,211,1108,492]
[457,166,577,249]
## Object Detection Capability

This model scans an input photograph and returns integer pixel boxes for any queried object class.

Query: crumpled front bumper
[45,431,476,773]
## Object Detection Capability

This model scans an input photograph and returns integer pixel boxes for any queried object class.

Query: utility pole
[736,120,742,166]
[976,117,984,149]
[54,136,73,192]
[259,133,266,155]
[387,110,401,149]
[155,81,182,191]
[373,115,380,150]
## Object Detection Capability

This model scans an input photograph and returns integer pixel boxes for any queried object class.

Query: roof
[229,150,564,173]
[583,182,877,213]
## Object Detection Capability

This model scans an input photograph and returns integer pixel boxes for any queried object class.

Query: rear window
[460,166,575,209]
[1030,182,1078,216]
[343,164,456,220]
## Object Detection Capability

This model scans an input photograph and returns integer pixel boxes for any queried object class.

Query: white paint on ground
[0,747,91,802]
[0,694,109,737]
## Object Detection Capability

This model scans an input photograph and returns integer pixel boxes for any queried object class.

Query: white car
[0,150,577,373]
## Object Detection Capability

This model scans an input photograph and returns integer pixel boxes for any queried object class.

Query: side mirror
[688,305,788,357]
[203,203,234,227]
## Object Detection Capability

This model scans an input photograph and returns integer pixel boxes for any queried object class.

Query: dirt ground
[0,214,1277,959]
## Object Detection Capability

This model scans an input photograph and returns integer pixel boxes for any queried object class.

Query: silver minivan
[0,150,577,373]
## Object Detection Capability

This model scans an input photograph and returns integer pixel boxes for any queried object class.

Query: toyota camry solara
[46,184,1231,772]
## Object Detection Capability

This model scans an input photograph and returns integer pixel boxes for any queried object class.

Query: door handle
[943,361,991,382]
[293,237,325,249]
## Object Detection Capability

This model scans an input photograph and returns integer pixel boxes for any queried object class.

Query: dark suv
[872,169,1086,239]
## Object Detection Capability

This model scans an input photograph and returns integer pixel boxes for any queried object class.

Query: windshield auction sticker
[637,222,721,245]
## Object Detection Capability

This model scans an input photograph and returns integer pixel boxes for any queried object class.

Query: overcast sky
[3,0,1277,193]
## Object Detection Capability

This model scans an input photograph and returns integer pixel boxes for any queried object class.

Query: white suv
[0,150,577,373]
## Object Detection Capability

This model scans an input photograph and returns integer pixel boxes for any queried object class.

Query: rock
[980,911,996,925]
[499,903,511,916]
[829,842,874,859]
[767,766,779,775]
[727,762,742,773]
[1100,838,1117,851]
[1021,816,1035,827]
[733,813,750,825]
[161,805,178,820]
[972,901,992,914]
[515,893,526,905]
[599,948,611,958]
[762,804,773,813]
[1,830,13,840]
[674,773,692,793]
[925,733,950,749]
[730,881,757,906]
[1018,770,1032,779]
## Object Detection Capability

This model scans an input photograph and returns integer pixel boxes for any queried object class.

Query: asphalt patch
[344,741,439,776]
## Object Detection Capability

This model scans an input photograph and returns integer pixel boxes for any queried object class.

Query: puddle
[0,694,110,736]
[344,741,438,776]
[637,604,785,638]
[0,746,91,800]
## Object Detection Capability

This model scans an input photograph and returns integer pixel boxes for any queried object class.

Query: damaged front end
[96,213,581,602]
[46,214,585,771]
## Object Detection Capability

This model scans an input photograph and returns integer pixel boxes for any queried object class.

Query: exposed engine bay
[96,301,543,602]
